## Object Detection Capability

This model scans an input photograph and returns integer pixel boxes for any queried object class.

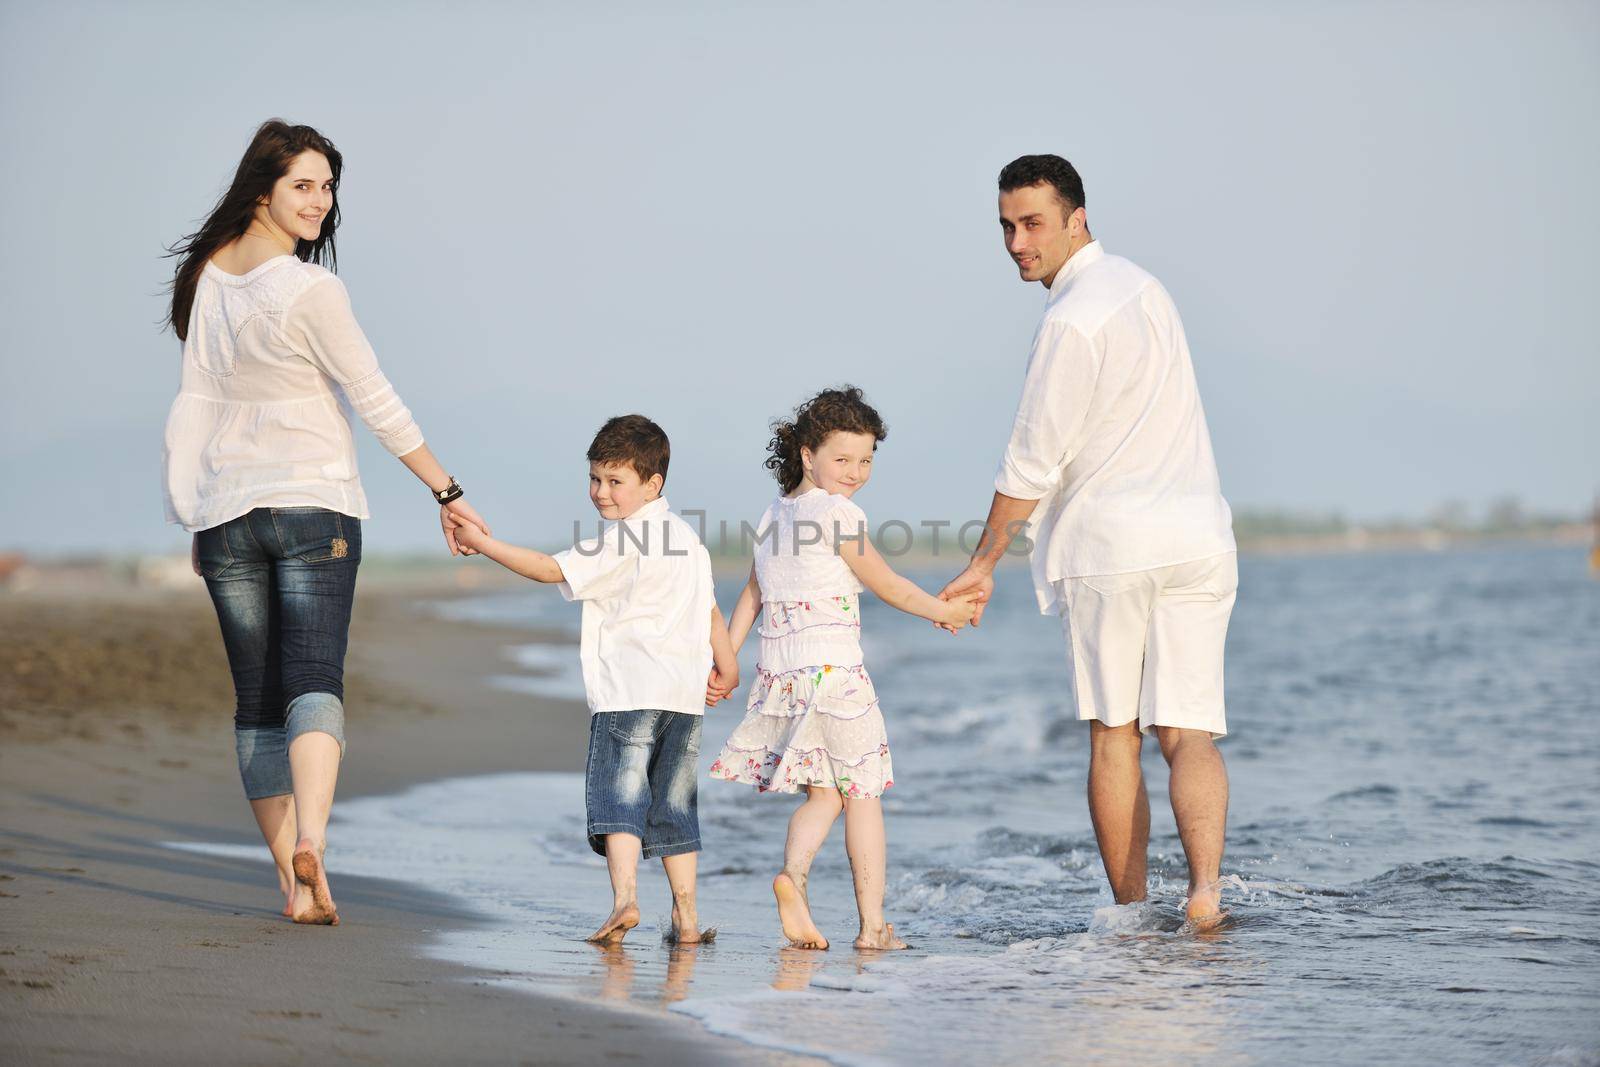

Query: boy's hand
[452,518,489,555]
[705,666,738,707]
[442,499,491,556]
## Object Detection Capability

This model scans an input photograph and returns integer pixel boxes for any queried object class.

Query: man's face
[588,461,661,520]
[999,182,1082,286]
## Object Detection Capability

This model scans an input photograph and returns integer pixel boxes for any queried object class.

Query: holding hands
[442,499,491,556]
[936,560,995,632]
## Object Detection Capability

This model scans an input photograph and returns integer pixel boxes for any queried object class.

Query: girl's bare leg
[844,796,905,950]
[774,786,841,949]
[248,794,298,916]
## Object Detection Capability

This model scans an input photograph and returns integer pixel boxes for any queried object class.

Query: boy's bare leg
[844,796,905,950]
[1155,726,1229,929]
[774,786,841,949]
[248,794,298,916]
[661,851,713,943]
[1088,720,1150,904]
[590,833,642,942]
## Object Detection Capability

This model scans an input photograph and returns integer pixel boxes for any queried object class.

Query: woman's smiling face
[260,150,334,243]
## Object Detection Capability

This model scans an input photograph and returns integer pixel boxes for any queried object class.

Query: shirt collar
[1047,239,1104,299]
[618,496,670,525]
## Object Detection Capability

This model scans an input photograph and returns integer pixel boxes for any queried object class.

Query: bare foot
[588,902,640,943]
[667,896,717,945]
[290,840,339,926]
[773,872,828,950]
[1183,881,1228,933]
[854,922,907,951]
[277,866,295,917]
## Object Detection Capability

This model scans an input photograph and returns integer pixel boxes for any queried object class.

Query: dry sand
[0,577,814,1065]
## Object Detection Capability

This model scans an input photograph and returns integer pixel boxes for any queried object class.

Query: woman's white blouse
[162,256,424,532]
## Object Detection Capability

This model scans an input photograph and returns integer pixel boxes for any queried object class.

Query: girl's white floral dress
[709,488,894,799]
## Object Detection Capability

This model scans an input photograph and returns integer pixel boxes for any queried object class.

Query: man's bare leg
[1088,720,1150,904]
[590,833,642,942]
[1155,726,1229,928]
[661,851,713,944]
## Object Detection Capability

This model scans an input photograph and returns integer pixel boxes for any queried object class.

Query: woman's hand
[441,498,491,556]
[450,513,492,556]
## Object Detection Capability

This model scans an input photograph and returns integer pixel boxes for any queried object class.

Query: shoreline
[0,579,817,1065]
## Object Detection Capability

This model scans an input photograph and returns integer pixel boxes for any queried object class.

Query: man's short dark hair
[998,154,1086,217]
[587,414,670,484]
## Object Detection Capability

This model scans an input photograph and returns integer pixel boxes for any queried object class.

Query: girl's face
[258,150,334,244]
[801,430,877,497]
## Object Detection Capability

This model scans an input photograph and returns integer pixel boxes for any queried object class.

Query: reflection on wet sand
[772,946,827,991]
[590,940,708,1006]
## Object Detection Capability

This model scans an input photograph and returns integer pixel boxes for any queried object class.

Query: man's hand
[938,561,996,630]
[441,499,491,556]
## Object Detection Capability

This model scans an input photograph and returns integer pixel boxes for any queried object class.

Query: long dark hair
[765,385,888,494]
[165,120,343,339]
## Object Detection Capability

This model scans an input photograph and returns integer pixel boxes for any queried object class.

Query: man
[940,155,1238,926]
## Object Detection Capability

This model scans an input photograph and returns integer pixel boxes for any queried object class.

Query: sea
[172,544,1600,1066]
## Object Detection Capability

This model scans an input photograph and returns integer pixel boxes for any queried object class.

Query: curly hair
[998,154,1086,218]
[587,414,670,484]
[765,386,887,494]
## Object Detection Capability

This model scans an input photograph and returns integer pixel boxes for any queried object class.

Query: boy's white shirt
[552,496,715,716]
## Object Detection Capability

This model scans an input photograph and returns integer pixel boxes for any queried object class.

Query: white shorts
[1053,552,1237,737]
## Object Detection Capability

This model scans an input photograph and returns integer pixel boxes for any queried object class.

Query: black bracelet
[433,477,464,505]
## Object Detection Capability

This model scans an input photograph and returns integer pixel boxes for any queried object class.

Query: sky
[1,0,1596,555]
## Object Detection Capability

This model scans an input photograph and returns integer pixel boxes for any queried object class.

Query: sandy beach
[0,573,815,1065]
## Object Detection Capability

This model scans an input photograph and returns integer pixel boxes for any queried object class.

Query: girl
[162,120,489,925]
[708,386,979,950]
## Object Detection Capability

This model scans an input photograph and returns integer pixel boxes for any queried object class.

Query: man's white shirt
[995,241,1235,613]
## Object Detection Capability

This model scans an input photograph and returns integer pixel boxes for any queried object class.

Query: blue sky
[2,1,1595,554]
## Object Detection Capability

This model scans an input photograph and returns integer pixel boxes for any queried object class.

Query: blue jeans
[586,710,703,859]
[195,507,359,799]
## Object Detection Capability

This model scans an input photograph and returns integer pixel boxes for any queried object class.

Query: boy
[452,414,736,943]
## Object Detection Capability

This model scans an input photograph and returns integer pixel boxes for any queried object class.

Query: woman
[162,119,488,925]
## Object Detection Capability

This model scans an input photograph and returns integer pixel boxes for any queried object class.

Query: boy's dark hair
[998,154,1086,219]
[587,414,670,484]
[765,385,887,494]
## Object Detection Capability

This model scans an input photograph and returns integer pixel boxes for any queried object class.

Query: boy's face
[589,461,662,520]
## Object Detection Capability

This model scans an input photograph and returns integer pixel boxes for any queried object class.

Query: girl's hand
[705,666,738,707]
[940,591,983,632]
[441,498,491,556]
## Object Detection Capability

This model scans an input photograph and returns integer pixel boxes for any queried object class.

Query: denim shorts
[195,507,359,799]
[585,710,703,859]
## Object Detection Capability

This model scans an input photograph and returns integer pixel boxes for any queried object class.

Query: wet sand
[0,576,814,1065]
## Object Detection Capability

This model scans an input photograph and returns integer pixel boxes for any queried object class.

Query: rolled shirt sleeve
[553,535,638,602]
[994,320,1102,500]
[281,275,426,458]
